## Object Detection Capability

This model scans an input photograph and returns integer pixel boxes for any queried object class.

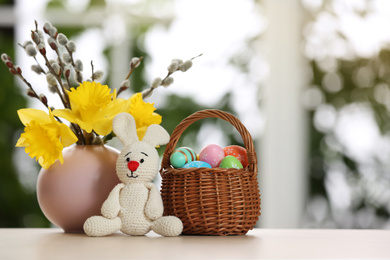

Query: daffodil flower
[16,108,78,169]
[127,93,162,140]
[53,81,130,136]
[53,82,162,141]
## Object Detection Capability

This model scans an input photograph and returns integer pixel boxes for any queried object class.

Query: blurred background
[1,0,390,229]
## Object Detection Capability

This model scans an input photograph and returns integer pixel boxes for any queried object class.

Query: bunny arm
[144,183,164,221]
[101,183,125,219]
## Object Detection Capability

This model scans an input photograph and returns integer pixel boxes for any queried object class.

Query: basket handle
[160,109,258,176]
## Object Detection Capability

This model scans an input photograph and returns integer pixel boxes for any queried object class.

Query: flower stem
[84,131,95,145]
[91,60,95,81]
[125,56,143,80]
[102,132,115,144]
[42,55,69,107]
[15,73,49,108]
[73,123,86,145]
[116,57,144,97]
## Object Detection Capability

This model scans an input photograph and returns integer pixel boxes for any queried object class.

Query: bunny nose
[127,161,139,172]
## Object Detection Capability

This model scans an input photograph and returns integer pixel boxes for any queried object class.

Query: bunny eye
[140,159,145,163]
[126,157,130,162]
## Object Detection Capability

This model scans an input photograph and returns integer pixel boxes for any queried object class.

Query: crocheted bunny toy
[83,113,183,237]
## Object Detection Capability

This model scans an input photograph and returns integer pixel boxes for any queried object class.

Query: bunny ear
[112,113,139,145]
[142,124,170,147]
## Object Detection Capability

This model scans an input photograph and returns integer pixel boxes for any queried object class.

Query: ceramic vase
[37,144,120,233]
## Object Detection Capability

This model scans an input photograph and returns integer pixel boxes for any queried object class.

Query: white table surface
[1,228,389,259]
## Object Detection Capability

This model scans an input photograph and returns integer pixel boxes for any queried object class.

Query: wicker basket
[160,109,261,236]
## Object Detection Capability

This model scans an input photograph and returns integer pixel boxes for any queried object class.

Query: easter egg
[170,147,197,168]
[182,161,212,168]
[199,144,224,168]
[223,145,248,168]
[219,155,243,169]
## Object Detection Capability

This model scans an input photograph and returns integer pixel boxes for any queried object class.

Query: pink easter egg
[223,145,248,168]
[199,144,225,168]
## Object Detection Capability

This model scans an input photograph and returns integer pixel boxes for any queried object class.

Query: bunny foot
[151,216,183,237]
[84,216,121,237]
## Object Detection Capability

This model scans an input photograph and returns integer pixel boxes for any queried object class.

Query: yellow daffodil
[53,81,129,136]
[16,108,78,169]
[127,93,162,140]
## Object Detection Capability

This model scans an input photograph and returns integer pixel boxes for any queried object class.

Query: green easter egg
[170,147,197,168]
[219,155,243,169]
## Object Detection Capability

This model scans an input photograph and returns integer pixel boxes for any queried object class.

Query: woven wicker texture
[160,109,261,236]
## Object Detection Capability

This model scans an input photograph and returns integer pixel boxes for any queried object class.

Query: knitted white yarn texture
[83,113,183,237]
